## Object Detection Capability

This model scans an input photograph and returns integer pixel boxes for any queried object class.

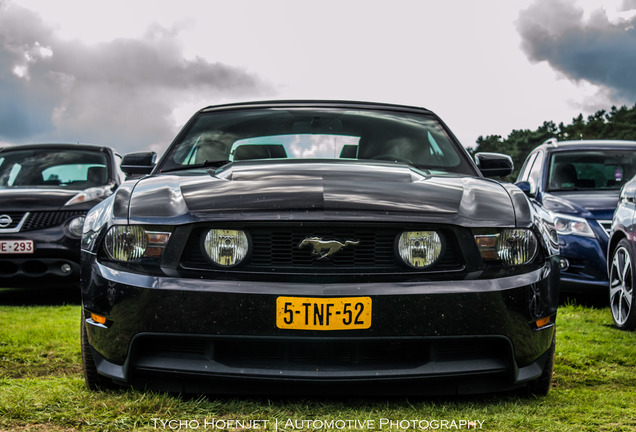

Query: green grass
[0,302,634,431]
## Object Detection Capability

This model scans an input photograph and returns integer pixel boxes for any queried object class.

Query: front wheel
[609,239,636,330]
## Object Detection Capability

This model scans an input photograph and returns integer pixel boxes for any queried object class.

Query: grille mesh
[20,211,86,231]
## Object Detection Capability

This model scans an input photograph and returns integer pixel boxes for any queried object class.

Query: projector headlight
[397,231,442,268]
[552,213,595,238]
[203,229,249,267]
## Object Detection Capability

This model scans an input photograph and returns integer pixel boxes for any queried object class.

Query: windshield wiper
[161,160,231,173]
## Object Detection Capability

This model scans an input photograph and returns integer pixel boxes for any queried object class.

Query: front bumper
[83,257,559,395]
[557,234,608,292]
[0,227,81,286]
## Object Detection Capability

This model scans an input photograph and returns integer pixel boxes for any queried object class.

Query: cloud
[516,0,636,105]
[0,1,271,152]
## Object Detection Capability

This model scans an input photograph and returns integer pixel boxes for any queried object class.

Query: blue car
[607,175,636,330]
[516,138,636,292]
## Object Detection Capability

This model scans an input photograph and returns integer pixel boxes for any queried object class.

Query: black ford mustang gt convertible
[81,100,560,396]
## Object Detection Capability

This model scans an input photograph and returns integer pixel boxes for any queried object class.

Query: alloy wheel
[609,244,634,328]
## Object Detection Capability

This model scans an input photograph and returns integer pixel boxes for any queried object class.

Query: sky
[1,0,635,156]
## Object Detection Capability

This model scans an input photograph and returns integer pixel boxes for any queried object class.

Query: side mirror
[474,152,514,178]
[515,181,532,195]
[120,152,157,176]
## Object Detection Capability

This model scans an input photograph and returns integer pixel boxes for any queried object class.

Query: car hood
[0,187,81,211]
[124,161,522,226]
[542,190,620,220]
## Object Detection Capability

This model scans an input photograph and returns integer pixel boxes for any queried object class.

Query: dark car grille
[133,336,511,373]
[2,211,86,232]
[0,212,26,230]
[179,225,464,274]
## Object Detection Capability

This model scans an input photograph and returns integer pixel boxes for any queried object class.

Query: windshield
[547,150,636,192]
[0,149,109,189]
[160,107,474,175]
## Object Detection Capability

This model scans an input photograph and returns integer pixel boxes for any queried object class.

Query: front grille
[179,225,464,274]
[20,211,86,231]
[0,212,27,231]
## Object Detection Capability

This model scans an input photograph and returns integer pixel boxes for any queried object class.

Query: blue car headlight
[552,213,595,238]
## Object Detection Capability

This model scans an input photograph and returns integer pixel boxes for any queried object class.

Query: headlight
[475,228,538,266]
[66,216,85,238]
[552,213,595,238]
[397,231,442,268]
[104,226,171,262]
[203,229,249,267]
[65,185,113,206]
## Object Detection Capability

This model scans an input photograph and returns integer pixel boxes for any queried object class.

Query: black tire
[609,239,636,330]
[525,332,555,397]
[81,310,117,390]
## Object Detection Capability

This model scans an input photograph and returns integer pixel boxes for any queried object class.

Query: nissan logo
[0,214,12,228]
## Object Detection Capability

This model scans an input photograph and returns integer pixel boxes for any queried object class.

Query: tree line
[467,103,636,181]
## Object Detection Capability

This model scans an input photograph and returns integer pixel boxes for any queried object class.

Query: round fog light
[559,257,569,270]
[397,231,442,268]
[61,263,72,274]
[203,229,249,267]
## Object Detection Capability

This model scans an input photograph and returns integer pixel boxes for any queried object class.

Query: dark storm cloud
[0,1,271,152]
[517,0,636,103]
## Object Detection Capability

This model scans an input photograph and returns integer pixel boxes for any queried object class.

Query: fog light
[397,231,442,268]
[60,263,72,274]
[203,229,249,267]
[559,257,569,270]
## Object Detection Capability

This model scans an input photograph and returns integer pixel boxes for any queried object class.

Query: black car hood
[0,187,80,211]
[542,190,620,220]
[126,161,520,226]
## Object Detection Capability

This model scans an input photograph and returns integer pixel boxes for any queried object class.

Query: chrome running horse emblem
[298,237,360,260]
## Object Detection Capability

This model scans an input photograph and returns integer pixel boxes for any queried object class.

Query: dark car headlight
[397,231,442,268]
[474,228,538,266]
[103,225,171,262]
[203,229,249,267]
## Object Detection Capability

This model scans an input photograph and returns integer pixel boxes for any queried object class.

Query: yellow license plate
[276,296,372,330]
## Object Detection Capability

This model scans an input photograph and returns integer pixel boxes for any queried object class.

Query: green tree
[468,103,636,181]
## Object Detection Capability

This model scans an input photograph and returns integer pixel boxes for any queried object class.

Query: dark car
[0,143,122,286]
[515,138,636,293]
[81,100,559,396]
[607,175,636,330]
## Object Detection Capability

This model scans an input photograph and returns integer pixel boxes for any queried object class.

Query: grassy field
[0,288,634,432]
